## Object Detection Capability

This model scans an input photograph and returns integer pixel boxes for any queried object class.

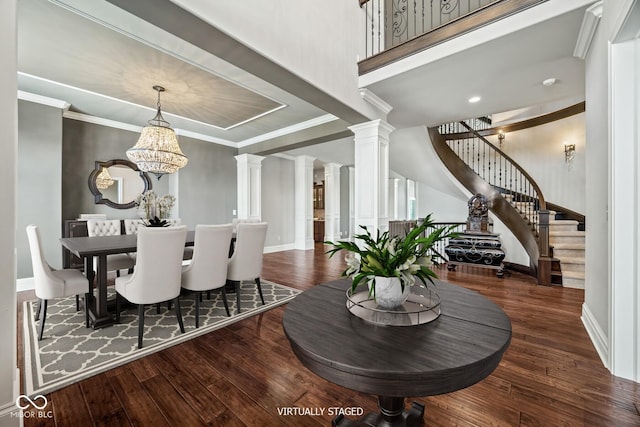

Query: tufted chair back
[124,219,144,235]
[87,219,121,237]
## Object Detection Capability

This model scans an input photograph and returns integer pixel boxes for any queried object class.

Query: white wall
[171,0,382,121]
[0,0,19,424]
[491,113,586,213]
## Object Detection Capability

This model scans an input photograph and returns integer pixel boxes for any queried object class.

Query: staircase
[549,220,585,289]
[429,114,586,287]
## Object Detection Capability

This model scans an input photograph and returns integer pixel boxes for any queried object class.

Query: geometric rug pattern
[23,280,299,396]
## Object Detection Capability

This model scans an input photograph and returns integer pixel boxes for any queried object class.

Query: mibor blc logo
[9,394,53,419]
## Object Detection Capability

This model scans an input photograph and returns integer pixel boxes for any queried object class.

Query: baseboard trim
[264,243,295,254]
[581,301,609,370]
[16,278,34,292]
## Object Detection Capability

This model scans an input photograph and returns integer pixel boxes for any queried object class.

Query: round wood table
[282,279,511,426]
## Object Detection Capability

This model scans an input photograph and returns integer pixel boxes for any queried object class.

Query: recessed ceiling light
[542,78,557,87]
[468,96,481,103]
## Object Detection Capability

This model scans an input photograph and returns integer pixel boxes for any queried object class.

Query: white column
[235,154,264,221]
[349,120,394,235]
[348,166,355,240]
[1,1,19,424]
[294,155,315,250]
[324,162,343,241]
[389,177,399,220]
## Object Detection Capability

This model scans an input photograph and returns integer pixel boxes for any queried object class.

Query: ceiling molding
[63,110,142,133]
[359,88,393,115]
[237,114,339,148]
[573,1,603,59]
[17,90,70,110]
[174,128,236,148]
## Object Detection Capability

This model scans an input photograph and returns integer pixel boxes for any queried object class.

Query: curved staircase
[428,114,586,288]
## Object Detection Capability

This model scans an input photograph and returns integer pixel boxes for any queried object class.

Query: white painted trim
[16,278,34,292]
[263,243,296,253]
[63,110,142,133]
[174,128,236,148]
[237,114,339,147]
[582,302,609,369]
[17,90,70,110]
[271,153,296,161]
[573,1,603,59]
[359,88,393,115]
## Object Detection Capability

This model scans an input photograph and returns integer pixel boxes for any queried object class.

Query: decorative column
[349,120,395,235]
[294,155,315,250]
[348,166,355,240]
[324,162,343,242]
[389,177,399,220]
[235,154,264,221]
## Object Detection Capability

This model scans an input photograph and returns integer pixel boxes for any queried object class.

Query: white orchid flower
[344,252,361,276]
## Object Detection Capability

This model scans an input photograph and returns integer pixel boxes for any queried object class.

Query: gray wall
[261,156,295,247]
[17,100,63,278]
[175,135,238,227]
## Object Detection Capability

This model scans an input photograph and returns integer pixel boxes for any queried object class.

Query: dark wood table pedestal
[333,397,424,427]
[283,279,511,427]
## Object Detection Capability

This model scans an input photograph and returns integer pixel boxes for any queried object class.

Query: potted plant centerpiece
[135,190,176,227]
[326,215,459,309]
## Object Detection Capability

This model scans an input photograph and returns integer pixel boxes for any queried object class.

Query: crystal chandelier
[127,85,188,179]
[95,167,115,189]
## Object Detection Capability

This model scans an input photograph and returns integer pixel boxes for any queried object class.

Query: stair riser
[553,249,585,258]
[562,277,585,289]
[549,224,579,232]
[550,236,585,245]
[561,263,585,273]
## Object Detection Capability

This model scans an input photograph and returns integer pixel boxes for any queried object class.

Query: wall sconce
[498,131,505,149]
[564,143,576,163]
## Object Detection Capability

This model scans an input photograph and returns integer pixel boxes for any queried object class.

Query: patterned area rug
[23,280,299,396]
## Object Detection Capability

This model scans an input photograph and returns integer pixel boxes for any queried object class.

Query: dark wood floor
[16,244,640,426]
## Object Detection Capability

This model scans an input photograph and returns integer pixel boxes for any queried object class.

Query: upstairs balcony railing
[359,0,548,74]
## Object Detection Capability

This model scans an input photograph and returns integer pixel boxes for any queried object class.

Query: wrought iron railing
[361,0,499,58]
[437,121,551,282]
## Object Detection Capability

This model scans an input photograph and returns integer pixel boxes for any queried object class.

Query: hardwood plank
[108,365,171,427]
[79,373,131,426]
[15,244,640,426]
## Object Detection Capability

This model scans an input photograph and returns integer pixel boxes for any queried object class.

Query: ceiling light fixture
[126,85,188,180]
[468,96,481,103]
[542,78,557,87]
[95,167,115,189]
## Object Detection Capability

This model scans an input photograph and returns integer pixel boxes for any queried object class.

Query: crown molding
[359,88,393,115]
[17,90,70,110]
[63,110,142,133]
[237,114,338,148]
[573,1,603,59]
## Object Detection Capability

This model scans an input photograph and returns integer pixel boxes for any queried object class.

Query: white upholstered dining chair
[115,226,188,349]
[125,218,192,260]
[226,222,268,313]
[181,224,234,327]
[26,225,90,340]
[86,219,135,278]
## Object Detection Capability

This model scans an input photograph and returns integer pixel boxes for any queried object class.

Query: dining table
[60,230,195,328]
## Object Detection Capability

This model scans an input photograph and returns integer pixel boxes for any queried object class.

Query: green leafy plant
[326,214,459,294]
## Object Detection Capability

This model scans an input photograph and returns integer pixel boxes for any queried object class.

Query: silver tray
[346,284,441,326]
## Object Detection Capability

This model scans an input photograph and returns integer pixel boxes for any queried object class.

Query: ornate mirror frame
[88,159,152,209]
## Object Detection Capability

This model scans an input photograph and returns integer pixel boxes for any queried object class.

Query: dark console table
[282,279,511,426]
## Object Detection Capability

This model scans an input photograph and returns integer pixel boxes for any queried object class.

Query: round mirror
[88,159,152,209]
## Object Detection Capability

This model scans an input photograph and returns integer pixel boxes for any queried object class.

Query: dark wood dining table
[60,230,195,328]
[282,279,512,426]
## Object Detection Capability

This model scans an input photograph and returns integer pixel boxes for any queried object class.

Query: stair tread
[549,219,579,225]
[550,231,585,236]
[558,256,585,264]
[553,243,586,249]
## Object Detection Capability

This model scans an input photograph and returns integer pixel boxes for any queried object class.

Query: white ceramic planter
[372,276,410,309]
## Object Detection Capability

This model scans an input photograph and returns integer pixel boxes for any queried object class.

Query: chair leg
[84,293,90,328]
[116,293,122,323]
[138,304,145,349]
[221,288,230,317]
[76,295,80,311]
[255,277,265,305]
[35,299,42,321]
[174,297,185,333]
[194,292,200,328]
[38,300,48,341]
[156,303,161,314]
[234,280,241,313]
